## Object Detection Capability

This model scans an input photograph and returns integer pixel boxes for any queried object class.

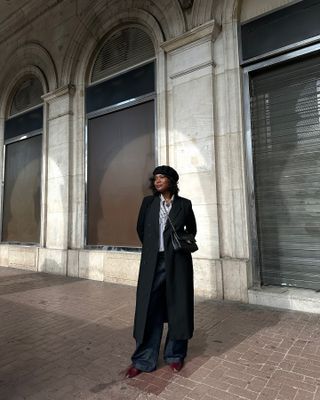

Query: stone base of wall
[249,286,320,314]
[38,248,67,275]
[67,249,140,286]
[0,244,244,300]
[193,258,223,299]
[0,244,38,272]
[222,258,250,302]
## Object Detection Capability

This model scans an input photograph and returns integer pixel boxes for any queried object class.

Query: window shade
[250,54,320,289]
[2,135,41,243]
[10,78,43,116]
[91,27,155,83]
[87,100,155,247]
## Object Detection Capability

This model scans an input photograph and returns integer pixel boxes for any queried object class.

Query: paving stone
[1,266,320,400]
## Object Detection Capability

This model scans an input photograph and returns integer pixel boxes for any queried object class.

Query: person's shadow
[127,298,281,397]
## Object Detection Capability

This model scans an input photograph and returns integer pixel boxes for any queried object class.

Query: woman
[126,165,197,378]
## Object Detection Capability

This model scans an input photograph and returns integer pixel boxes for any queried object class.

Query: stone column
[0,116,8,268]
[39,85,75,274]
[212,15,250,302]
[162,20,223,298]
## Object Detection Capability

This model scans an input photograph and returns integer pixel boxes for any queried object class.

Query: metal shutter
[250,54,320,289]
[91,27,155,83]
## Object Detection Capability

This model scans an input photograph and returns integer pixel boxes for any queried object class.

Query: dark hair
[149,175,179,196]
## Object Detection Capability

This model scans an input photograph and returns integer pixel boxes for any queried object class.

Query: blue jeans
[131,252,188,372]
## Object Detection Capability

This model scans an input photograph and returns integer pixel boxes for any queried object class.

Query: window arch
[86,26,156,248]
[2,76,43,243]
[91,26,155,83]
[10,77,43,116]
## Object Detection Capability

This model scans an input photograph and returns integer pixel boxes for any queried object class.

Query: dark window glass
[87,100,155,247]
[2,135,42,243]
[86,62,155,114]
[5,107,43,141]
[241,0,320,62]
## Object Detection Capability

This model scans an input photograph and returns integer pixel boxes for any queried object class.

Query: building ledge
[161,20,220,53]
[248,286,320,314]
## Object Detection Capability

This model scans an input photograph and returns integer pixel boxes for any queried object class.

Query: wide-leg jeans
[131,252,188,372]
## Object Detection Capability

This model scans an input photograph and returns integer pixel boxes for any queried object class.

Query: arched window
[2,77,43,243]
[86,27,156,248]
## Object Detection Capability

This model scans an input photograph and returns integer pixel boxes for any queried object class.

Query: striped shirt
[159,194,174,251]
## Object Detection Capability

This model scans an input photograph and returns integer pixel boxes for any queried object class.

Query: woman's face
[154,174,170,194]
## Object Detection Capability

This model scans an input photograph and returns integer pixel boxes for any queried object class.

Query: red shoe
[125,365,142,378]
[169,361,183,372]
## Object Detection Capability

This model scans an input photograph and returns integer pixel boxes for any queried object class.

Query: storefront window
[86,27,155,248]
[2,77,43,243]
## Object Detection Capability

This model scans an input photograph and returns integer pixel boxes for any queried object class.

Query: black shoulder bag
[164,207,198,253]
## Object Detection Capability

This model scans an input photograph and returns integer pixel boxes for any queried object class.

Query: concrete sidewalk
[0,267,320,400]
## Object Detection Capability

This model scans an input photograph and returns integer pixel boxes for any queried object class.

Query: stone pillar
[212,14,250,302]
[39,85,75,274]
[0,116,8,268]
[162,21,223,298]
[66,83,85,278]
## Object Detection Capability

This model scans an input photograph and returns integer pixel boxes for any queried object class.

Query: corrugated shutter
[10,78,43,116]
[250,54,320,289]
[91,27,155,83]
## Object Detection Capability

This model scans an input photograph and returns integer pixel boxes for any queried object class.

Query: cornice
[161,19,221,53]
[42,84,75,102]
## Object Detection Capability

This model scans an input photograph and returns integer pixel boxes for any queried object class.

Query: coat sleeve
[136,196,153,243]
[185,200,197,236]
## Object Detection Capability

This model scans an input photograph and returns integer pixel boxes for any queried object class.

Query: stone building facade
[0,0,319,313]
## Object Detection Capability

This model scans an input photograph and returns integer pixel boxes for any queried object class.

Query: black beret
[153,165,179,182]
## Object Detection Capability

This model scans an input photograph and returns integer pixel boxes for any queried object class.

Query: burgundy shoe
[169,361,183,372]
[125,365,142,378]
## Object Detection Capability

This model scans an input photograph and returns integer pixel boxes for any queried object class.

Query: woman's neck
[162,192,173,203]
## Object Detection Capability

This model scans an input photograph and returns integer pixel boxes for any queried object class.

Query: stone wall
[0,0,260,300]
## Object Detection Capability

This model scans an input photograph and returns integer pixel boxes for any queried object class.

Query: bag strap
[162,200,179,236]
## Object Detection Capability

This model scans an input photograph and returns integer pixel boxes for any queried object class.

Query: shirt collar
[160,194,174,204]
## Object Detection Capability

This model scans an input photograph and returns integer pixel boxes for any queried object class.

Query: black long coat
[133,194,197,343]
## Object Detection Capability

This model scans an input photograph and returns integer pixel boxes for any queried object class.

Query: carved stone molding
[0,0,64,46]
[161,19,221,53]
[179,0,194,10]
[42,84,75,103]
[62,3,181,85]
[42,84,75,121]
[0,42,58,117]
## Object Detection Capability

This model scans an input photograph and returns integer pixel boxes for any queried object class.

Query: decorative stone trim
[191,0,215,29]
[42,84,75,121]
[0,0,64,46]
[63,9,166,86]
[179,0,194,11]
[161,19,221,53]
[0,42,57,117]
[170,60,215,79]
[42,84,75,102]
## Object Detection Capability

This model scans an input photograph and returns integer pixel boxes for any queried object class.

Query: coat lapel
[149,196,160,237]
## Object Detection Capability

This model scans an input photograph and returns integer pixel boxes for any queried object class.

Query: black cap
[153,165,179,182]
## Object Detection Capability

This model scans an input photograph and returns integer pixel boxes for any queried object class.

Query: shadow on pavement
[2,267,314,400]
[0,296,138,399]
[0,267,82,296]
[127,299,283,397]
